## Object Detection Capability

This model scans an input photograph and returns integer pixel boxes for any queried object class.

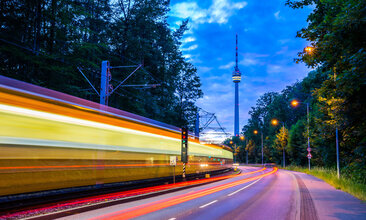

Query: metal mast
[232,34,241,136]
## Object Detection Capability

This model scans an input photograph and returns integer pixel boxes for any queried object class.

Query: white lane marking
[168,218,176,220]
[227,178,262,196]
[199,200,218,208]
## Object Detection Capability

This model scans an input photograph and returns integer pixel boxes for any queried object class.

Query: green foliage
[241,0,365,184]
[0,0,202,129]
[285,166,366,201]
[288,119,307,166]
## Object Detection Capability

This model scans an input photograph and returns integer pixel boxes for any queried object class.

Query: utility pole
[99,60,159,107]
[261,132,264,167]
[334,67,340,179]
[245,138,248,164]
[100,61,111,105]
[283,123,285,168]
[307,103,311,170]
[195,112,200,140]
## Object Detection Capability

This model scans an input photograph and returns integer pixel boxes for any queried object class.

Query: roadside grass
[283,166,366,202]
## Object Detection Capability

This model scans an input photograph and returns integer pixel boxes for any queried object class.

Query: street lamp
[230,140,238,163]
[271,119,279,126]
[254,130,264,167]
[271,119,286,168]
[305,46,314,54]
[291,99,311,170]
[239,135,247,164]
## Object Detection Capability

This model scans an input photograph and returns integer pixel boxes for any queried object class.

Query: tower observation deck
[233,34,241,136]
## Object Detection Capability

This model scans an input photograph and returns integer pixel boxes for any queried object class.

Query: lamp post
[254,130,264,167]
[240,135,245,164]
[333,67,340,179]
[271,119,286,168]
[291,100,311,170]
[229,140,236,163]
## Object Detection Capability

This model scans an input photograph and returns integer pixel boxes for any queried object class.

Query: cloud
[240,58,258,66]
[183,54,192,59]
[181,44,198,51]
[183,53,202,63]
[239,53,268,66]
[182,37,196,43]
[170,0,247,27]
[267,64,282,74]
[279,39,291,44]
[274,10,281,20]
[276,46,288,55]
[197,66,213,73]
[219,61,235,69]
[208,0,248,24]
[170,2,207,23]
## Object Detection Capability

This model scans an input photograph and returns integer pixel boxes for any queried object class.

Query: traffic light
[181,127,188,163]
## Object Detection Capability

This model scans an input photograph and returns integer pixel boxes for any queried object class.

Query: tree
[245,140,257,163]
[273,126,289,166]
[287,119,307,166]
[286,0,366,182]
[0,0,203,130]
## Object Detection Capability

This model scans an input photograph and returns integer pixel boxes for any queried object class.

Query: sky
[168,0,313,142]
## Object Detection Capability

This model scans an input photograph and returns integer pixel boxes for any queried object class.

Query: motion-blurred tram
[0,75,233,197]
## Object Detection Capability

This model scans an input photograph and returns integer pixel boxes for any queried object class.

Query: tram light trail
[1,168,267,219]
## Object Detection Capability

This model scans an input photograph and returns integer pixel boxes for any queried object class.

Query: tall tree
[286,0,366,182]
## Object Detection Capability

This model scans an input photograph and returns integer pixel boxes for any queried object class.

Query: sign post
[307,148,312,170]
[170,156,177,184]
[307,152,312,170]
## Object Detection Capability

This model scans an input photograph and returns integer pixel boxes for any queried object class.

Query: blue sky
[168,0,313,141]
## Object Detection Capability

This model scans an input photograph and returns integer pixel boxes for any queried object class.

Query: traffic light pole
[181,127,188,179]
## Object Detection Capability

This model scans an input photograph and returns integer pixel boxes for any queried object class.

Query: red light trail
[91,168,277,220]
[1,167,266,219]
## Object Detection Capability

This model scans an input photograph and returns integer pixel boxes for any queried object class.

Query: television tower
[232,34,241,136]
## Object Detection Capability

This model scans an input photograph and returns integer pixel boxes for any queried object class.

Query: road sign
[307,153,312,159]
[307,147,311,152]
[170,156,177,166]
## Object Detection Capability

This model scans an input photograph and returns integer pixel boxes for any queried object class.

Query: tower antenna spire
[232,34,242,137]
[235,33,238,70]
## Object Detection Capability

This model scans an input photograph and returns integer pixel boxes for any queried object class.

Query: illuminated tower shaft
[234,81,239,136]
[232,34,242,136]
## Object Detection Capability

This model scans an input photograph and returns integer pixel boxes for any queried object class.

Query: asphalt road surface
[59,166,366,220]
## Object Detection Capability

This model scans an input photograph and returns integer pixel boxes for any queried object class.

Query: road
[58,166,366,220]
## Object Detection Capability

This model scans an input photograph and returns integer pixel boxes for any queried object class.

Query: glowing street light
[271,119,286,168]
[305,46,314,53]
[291,99,311,171]
[253,129,264,167]
[240,136,245,141]
[291,99,299,107]
[271,119,279,126]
